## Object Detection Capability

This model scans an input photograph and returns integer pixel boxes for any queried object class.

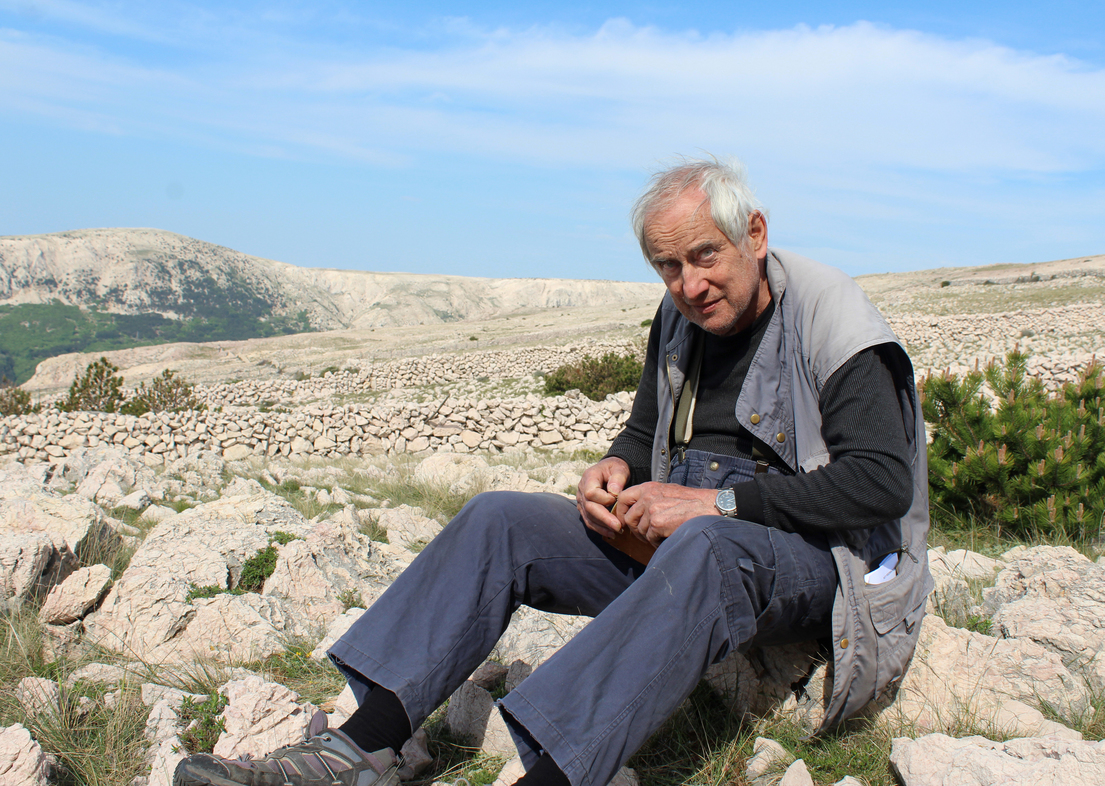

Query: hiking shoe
[172,719,400,786]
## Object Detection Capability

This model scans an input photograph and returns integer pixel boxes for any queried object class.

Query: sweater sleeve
[750,344,914,534]
[605,306,663,487]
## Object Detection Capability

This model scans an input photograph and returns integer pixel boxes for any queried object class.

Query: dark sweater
[606,303,914,537]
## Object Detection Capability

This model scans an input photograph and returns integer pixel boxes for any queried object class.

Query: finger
[583,484,618,508]
[579,499,620,535]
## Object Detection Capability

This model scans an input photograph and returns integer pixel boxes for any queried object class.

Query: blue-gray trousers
[329,453,837,786]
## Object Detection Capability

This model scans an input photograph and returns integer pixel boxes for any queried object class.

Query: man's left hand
[614,483,720,546]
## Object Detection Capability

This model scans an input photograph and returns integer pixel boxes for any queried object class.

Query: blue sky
[1,2,1103,282]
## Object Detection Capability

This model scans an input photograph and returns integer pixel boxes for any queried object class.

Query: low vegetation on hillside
[0,301,313,385]
[544,351,644,401]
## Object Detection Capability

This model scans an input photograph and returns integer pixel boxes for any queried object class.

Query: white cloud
[2,9,1103,275]
[2,16,1104,177]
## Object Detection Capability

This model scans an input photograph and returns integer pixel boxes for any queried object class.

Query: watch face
[715,488,737,515]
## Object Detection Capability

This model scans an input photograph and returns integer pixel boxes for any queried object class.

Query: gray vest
[649,248,933,731]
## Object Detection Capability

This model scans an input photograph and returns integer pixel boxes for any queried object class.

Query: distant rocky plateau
[0,228,664,331]
[2,228,1103,395]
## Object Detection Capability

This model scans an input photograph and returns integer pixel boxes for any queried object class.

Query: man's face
[643,190,770,336]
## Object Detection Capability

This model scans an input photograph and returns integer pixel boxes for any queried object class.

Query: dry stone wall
[888,302,1104,385]
[201,340,640,405]
[0,390,634,465]
[4,304,1103,468]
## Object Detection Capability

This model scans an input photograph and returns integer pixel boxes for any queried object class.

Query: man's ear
[748,211,768,258]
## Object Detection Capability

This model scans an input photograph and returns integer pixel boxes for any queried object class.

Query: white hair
[631,157,766,263]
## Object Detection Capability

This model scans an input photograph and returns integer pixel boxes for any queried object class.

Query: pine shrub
[58,357,126,413]
[544,352,643,401]
[121,368,205,415]
[922,350,1105,540]
[0,378,38,416]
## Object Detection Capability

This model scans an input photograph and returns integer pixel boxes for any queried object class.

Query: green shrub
[58,356,126,413]
[238,545,278,592]
[121,368,205,415]
[640,318,653,327]
[923,350,1105,540]
[544,352,643,401]
[0,378,38,416]
[186,584,228,602]
[178,693,228,754]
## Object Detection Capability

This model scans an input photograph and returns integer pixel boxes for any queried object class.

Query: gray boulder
[891,733,1105,785]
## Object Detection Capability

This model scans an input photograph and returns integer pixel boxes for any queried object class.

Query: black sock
[513,754,571,786]
[338,685,413,754]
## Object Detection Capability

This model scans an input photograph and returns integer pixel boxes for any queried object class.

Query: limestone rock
[930,548,1006,582]
[494,606,588,667]
[982,545,1090,613]
[66,662,132,690]
[213,676,320,760]
[223,444,253,461]
[311,607,366,661]
[415,453,489,488]
[146,735,186,786]
[504,660,532,692]
[398,728,433,781]
[328,684,359,725]
[876,615,1088,738]
[369,505,442,551]
[0,724,49,786]
[0,533,78,610]
[706,641,823,718]
[779,759,814,786]
[16,677,60,718]
[117,488,152,511]
[444,681,515,755]
[38,563,112,624]
[0,463,113,561]
[746,737,794,785]
[492,757,527,786]
[171,592,312,663]
[470,661,509,690]
[264,508,398,628]
[890,733,1105,786]
[62,446,154,499]
[926,547,1004,619]
[986,547,1105,690]
[86,487,311,662]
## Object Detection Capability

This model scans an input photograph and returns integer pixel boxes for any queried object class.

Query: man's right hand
[576,456,632,538]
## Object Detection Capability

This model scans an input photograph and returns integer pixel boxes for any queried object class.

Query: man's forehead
[644,190,716,238]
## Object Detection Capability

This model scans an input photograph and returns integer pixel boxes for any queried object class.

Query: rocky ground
[3,252,1105,786]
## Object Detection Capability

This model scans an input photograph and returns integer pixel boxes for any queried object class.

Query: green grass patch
[249,639,347,707]
[178,693,229,754]
[238,545,278,592]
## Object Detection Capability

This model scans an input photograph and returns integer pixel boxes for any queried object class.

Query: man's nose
[681,265,709,300]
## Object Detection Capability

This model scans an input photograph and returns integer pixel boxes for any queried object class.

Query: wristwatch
[714,487,739,517]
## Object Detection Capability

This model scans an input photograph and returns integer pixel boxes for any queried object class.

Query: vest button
[776,432,786,443]
[750,414,761,424]
[708,461,719,471]
[670,353,678,362]
[660,448,666,455]
[840,638,849,649]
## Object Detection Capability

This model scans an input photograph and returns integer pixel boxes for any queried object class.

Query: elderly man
[175,159,932,786]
